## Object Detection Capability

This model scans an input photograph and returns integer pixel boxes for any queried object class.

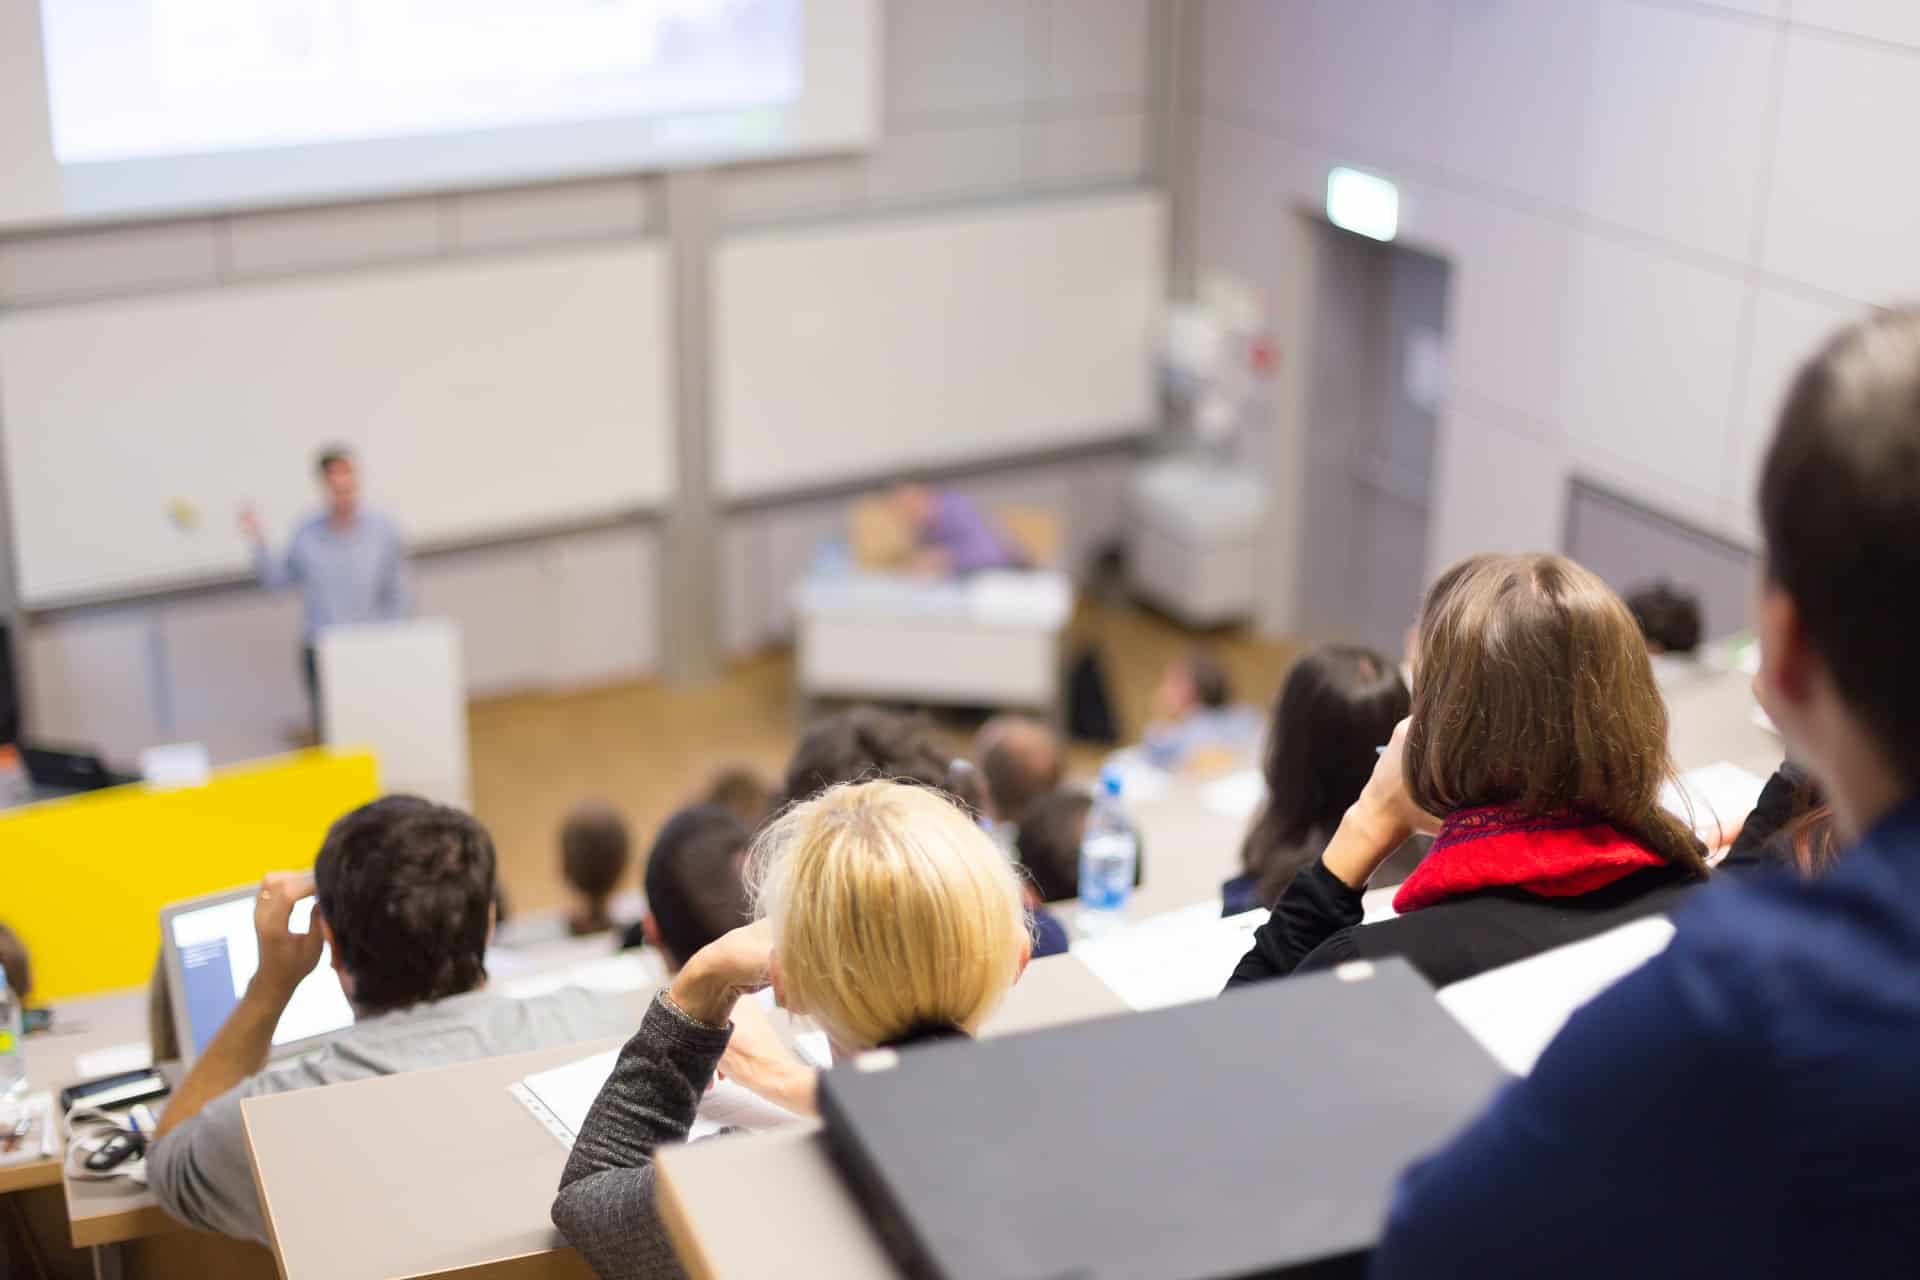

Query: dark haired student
[147,797,630,1245]
[1375,308,1920,1275]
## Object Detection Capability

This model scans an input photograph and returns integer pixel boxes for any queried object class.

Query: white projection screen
[0,0,877,230]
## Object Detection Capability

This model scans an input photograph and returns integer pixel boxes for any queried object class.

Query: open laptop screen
[162,888,355,1063]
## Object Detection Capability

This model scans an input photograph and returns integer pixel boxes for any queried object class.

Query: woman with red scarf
[1226,553,1710,990]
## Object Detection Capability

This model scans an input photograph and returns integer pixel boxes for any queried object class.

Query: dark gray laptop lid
[817,958,1507,1280]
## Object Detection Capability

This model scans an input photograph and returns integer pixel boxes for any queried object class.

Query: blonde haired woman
[553,781,1031,1280]
[1227,552,1709,990]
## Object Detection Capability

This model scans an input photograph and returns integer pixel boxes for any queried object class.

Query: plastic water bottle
[0,961,25,1101]
[1078,766,1139,936]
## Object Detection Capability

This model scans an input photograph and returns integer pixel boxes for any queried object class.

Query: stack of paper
[1072,903,1267,1011]
[512,1049,801,1149]
[1437,916,1676,1075]
[1661,761,1769,849]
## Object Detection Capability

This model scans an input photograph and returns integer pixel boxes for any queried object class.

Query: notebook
[817,958,1507,1279]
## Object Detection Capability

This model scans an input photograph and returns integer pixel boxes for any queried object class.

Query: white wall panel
[0,221,220,306]
[713,193,1163,498]
[1297,0,1452,170]
[412,545,548,697]
[24,608,161,762]
[540,526,660,688]
[1578,3,1778,260]
[1763,30,1920,303]
[1028,113,1151,188]
[1444,0,1596,212]
[1723,286,1866,541]
[225,198,444,278]
[1791,0,1920,49]
[1034,0,1152,106]
[159,590,308,763]
[1426,406,1567,577]
[885,0,1033,123]
[1560,235,1746,498]
[861,122,1027,207]
[1446,198,1576,430]
[448,179,650,254]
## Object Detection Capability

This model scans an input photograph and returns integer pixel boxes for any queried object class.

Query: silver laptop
[159,885,356,1067]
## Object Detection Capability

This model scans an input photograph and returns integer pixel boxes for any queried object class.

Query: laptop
[817,959,1507,1279]
[159,885,356,1067]
[22,742,138,795]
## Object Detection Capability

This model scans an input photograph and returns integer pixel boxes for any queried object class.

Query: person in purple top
[889,483,1024,577]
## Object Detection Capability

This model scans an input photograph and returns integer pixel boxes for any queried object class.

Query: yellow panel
[0,751,379,1001]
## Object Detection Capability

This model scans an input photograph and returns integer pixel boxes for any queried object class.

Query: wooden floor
[470,601,1300,918]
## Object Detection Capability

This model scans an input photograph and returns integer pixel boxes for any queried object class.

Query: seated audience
[780,705,1068,955]
[1721,758,1841,877]
[551,780,1030,1280]
[0,922,29,1005]
[1017,788,1093,904]
[1625,579,1704,655]
[1372,302,1920,1277]
[561,803,632,937]
[148,796,631,1244]
[1227,553,1710,989]
[1142,648,1263,770]
[887,482,1025,577]
[1014,787,1145,907]
[1223,645,1410,916]
[700,765,773,830]
[974,713,1066,831]
[618,805,753,966]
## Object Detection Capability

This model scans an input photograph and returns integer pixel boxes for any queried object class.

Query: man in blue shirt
[241,446,410,734]
[1374,307,1920,1276]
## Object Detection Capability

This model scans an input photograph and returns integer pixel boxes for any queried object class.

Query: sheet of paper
[1437,916,1676,1076]
[514,1047,802,1149]
[1661,761,1769,848]
[0,1092,54,1168]
[1072,903,1267,1011]
[74,1040,154,1080]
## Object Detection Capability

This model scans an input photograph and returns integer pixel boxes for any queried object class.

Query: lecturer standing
[240,446,411,736]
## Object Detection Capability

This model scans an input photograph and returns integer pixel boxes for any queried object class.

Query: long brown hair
[1403,553,1709,877]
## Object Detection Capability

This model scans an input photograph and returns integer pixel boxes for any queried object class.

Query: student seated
[551,780,1030,1280]
[1371,303,1920,1278]
[148,796,631,1244]
[780,705,1069,955]
[698,765,773,830]
[1226,553,1710,990]
[974,713,1066,833]
[1222,645,1410,916]
[1142,648,1263,771]
[1014,787,1145,907]
[561,803,632,937]
[617,805,753,965]
[1624,579,1704,655]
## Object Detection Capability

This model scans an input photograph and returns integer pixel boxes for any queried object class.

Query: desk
[243,955,1122,1280]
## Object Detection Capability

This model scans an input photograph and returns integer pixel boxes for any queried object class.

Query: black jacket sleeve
[1223,859,1367,989]
[1722,761,1810,872]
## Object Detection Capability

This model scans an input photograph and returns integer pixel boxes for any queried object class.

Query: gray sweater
[552,993,734,1280]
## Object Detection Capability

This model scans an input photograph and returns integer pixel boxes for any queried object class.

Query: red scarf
[1391,806,1668,914]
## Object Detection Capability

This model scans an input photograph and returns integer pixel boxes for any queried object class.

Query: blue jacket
[1374,793,1920,1278]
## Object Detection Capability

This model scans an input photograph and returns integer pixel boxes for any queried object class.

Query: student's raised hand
[716,996,820,1117]
[1323,719,1442,890]
[251,871,325,1001]
[670,919,775,1028]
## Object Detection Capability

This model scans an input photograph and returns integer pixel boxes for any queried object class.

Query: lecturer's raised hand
[669,919,775,1028]
[251,870,325,1001]
[238,504,266,545]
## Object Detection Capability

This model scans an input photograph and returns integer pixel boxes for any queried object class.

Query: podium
[317,619,470,808]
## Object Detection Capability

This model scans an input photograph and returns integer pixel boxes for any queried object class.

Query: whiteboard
[0,243,674,605]
[713,191,1166,499]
